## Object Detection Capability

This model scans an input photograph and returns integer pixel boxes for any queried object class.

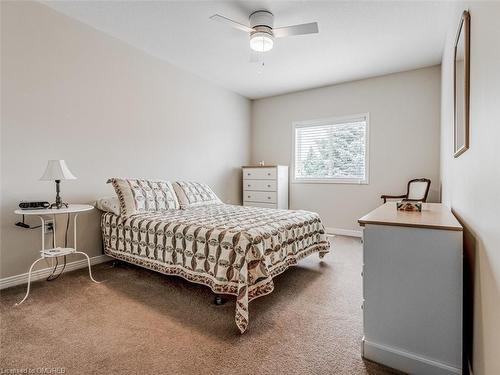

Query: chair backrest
[407,178,431,201]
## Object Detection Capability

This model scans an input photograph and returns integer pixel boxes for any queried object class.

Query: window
[292,114,369,184]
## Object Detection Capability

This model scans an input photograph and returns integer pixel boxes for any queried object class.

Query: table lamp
[40,160,77,209]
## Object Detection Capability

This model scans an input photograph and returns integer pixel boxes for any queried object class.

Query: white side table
[14,204,99,305]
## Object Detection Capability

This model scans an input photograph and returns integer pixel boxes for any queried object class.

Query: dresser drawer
[243,180,276,191]
[243,201,277,209]
[244,191,276,203]
[243,168,276,180]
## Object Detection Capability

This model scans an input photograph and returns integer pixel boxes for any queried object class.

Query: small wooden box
[397,201,422,212]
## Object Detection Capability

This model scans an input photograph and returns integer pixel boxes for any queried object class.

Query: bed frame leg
[214,295,227,305]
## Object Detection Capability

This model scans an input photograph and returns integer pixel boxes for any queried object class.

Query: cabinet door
[244,191,277,203]
[243,180,277,191]
[243,168,276,180]
[362,224,463,373]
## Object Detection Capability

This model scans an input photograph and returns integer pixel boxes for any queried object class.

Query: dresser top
[358,202,463,231]
[242,165,287,168]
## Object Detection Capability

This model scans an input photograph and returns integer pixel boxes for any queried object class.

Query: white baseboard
[0,254,111,290]
[362,339,462,375]
[325,227,363,238]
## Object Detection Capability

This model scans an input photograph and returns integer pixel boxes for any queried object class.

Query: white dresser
[358,203,463,375]
[242,166,288,209]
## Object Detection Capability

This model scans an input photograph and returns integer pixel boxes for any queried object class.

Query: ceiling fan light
[250,32,274,52]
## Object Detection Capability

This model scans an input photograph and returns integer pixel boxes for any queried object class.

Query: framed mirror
[453,10,470,158]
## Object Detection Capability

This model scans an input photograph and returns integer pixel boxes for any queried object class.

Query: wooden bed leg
[214,295,227,305]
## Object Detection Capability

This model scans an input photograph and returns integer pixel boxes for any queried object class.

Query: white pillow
[95,196,121,215]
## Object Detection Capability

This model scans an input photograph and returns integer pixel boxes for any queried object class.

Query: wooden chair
[381,178,431,203]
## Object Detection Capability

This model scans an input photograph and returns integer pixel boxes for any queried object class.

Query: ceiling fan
[209,10,319,53]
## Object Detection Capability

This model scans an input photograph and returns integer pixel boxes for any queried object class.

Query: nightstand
[14,204,100,305]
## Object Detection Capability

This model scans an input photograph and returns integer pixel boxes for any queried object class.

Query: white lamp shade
[40,160,77,181]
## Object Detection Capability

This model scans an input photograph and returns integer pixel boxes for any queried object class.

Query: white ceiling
[43,1,451,99]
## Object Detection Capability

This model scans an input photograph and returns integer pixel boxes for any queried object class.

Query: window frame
[291,113,370,185]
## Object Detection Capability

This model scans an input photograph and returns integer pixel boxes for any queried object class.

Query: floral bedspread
[101,204,330,332]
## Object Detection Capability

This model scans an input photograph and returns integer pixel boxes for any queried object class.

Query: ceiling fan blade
[273,22,319,38]
[209,14,253,33]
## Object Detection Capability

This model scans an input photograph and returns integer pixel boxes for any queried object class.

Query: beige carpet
[1,236,400,374]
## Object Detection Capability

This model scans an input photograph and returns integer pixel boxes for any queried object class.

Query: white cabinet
[358,203,463,375]
[242,166,288,209]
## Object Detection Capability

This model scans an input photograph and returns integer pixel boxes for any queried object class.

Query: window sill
[292,179,369,185]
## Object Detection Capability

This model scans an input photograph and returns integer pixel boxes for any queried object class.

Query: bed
[100,179,330,333]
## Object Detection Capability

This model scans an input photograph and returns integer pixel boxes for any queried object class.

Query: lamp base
[48,180,69,209]
[48,202,69,209]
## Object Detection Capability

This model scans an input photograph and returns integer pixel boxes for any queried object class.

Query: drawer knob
[267,173,271,176]
[267,184,271,187]
[247,195,251,198]
[267,196,271,199]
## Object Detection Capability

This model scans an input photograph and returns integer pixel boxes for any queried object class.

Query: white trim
[0,254,111,290]
[291,113,370,185]
[325,227,363,238]
[362,339,462,375]
[291,178,368,184]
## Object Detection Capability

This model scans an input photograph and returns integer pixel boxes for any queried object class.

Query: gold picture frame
[453,10,470,158]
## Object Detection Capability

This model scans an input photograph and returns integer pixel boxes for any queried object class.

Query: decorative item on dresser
[242,165,288,209]
[358,202,463,375]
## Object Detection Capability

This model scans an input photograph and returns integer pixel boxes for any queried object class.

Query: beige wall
[440,3,500,374]
[0,1,251,278]
[251,66,441,232]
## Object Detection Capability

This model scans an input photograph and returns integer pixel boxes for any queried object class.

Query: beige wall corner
[440,2,500,374]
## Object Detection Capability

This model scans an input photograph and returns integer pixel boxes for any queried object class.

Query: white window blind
[293,115,369,183]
